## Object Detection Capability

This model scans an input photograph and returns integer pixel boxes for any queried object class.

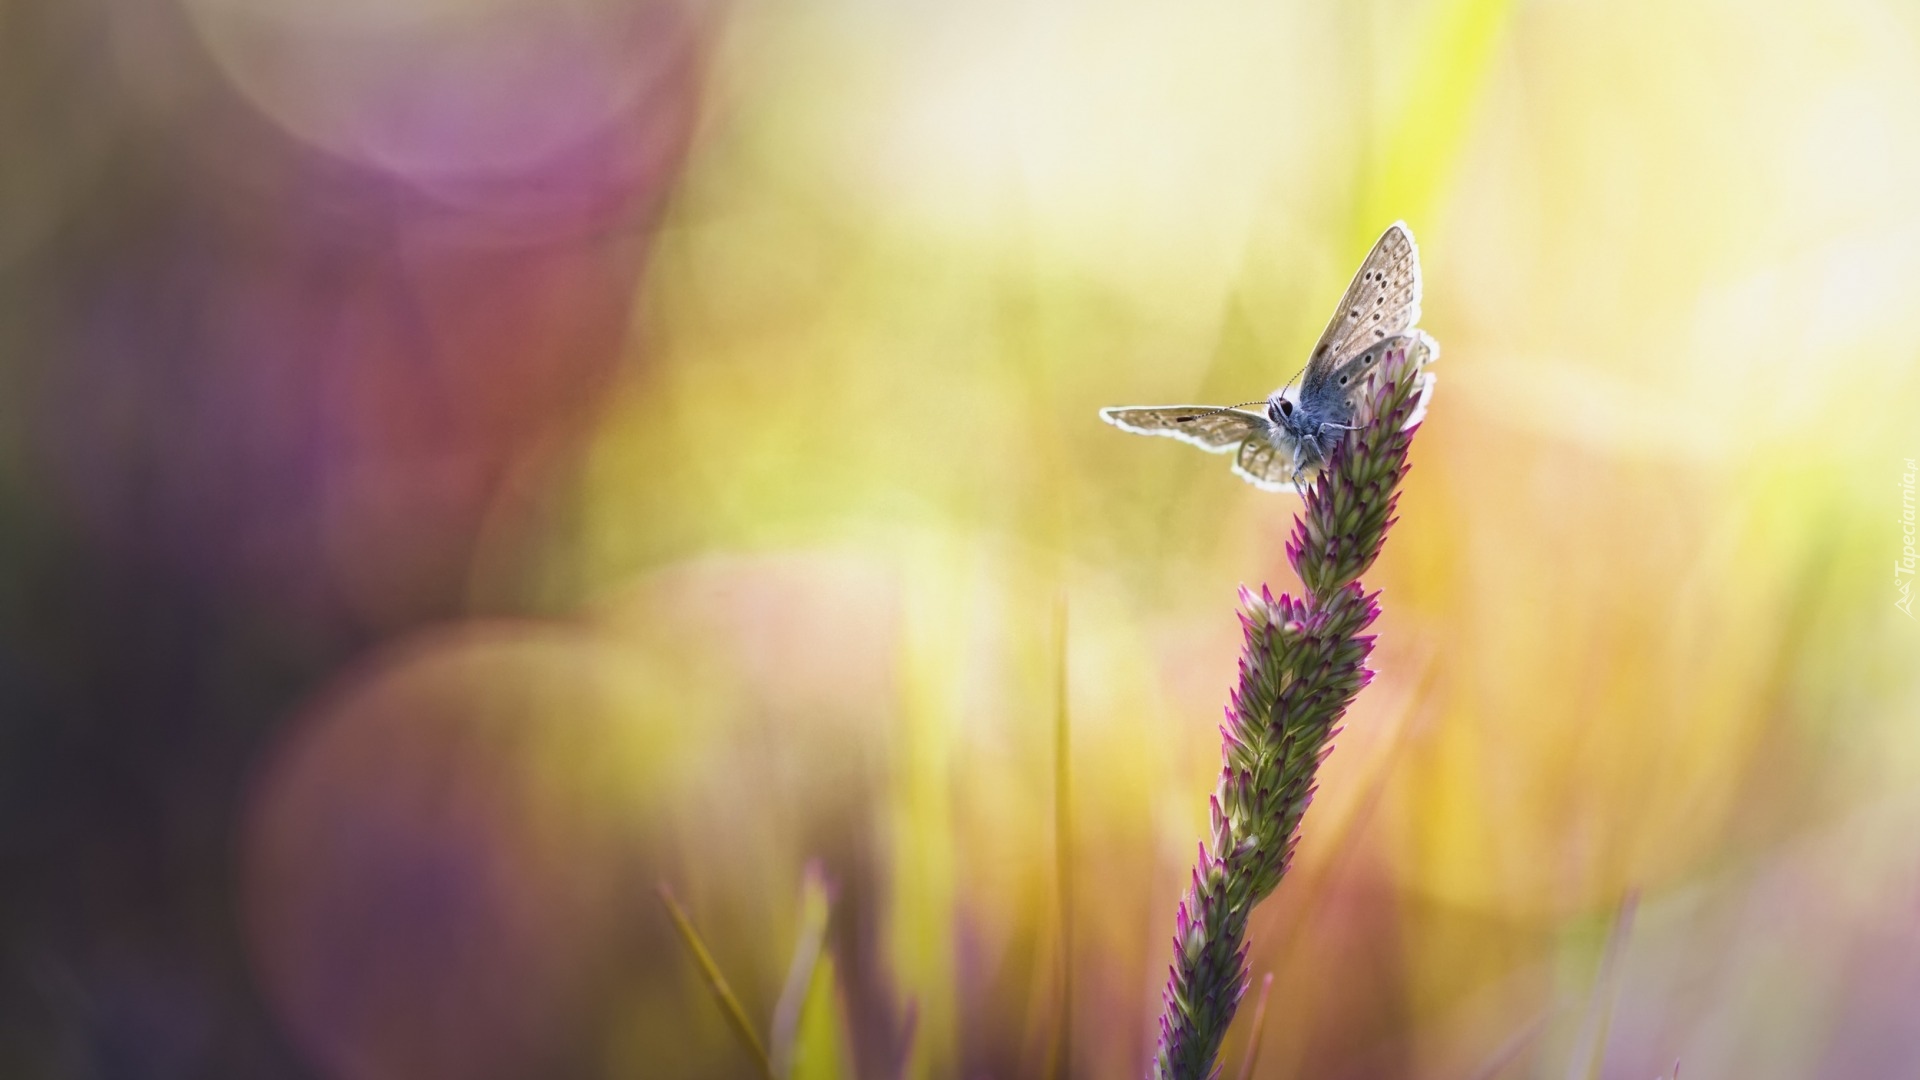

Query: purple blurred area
[0,0,707,1073]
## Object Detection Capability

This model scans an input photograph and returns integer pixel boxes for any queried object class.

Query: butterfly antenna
[1281,363,1308,395]
[1176,400,1266,423]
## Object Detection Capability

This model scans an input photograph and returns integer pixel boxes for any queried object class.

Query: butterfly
[1100,222,1438,492]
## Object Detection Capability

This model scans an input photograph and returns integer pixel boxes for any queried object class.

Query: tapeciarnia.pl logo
[1899,457,1916,619]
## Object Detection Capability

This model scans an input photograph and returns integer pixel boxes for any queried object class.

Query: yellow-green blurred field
[2,0,1917,1076]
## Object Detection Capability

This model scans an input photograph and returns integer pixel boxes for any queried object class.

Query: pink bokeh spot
[186,0,706,238]
[241,625,658,1080]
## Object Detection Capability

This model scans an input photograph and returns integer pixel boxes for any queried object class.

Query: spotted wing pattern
[1301,222,1422,399]
[1099,407,1268,455]
[1231,434,1302,492]
[1323,331,1439,421]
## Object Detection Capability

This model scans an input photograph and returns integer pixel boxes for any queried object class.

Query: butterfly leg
[1317,422,1359,474]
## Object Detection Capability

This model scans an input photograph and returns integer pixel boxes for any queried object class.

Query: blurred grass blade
[772,862,835,1078]
[789,950,854,1080]
[891,997,920,1080]
[1463,1007,1554,1080]
[1368,0,1519,226]
[1565,891,1638,1080]
[1048,595,1074,1080]
[1232,973,1274,1080]
[890,556,963,1070]
[657,883,776,1080]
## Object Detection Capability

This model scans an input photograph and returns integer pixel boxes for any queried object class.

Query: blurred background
[2,0,1918,1076]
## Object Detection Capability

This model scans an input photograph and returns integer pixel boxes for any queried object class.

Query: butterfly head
[1264,390,1293,426]
[1266,389,1318,440]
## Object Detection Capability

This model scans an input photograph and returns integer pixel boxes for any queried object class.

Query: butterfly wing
[1300,222,1422,399]
[1099,406,1268,454]
[1399,332,1439,427]
[1318,330,1441,424]
[1231,433,1303,492]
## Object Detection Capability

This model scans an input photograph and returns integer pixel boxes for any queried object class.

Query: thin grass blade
[658,883,776,1080]
[1232,973,1275,1080]
[771,862,835,1078]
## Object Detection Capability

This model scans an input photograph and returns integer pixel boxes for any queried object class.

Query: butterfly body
[1100,222,1435,493]
[1268,381,1357,475]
